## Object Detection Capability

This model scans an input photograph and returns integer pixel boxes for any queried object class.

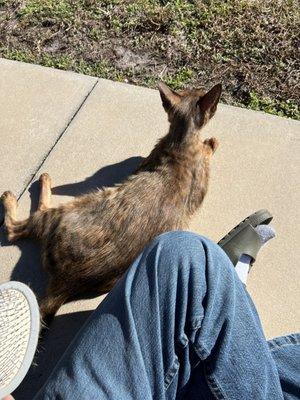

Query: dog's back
[1,81,222,323]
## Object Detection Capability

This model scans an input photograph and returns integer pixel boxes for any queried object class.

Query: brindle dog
[1,82,222,324]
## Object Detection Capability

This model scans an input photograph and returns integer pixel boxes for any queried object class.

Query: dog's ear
[158,82,181,112]
[198,83,222,118]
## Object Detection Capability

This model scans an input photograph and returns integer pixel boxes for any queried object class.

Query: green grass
[1,48,124,80]
[0,0,299,119]
[165,67,194,89]
[247,92,300,120]
[1,47,196,87]
[17,0,75,21]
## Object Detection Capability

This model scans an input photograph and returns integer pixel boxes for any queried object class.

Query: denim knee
[148,230,229,276]
[148,231,206,271]
[153,231,220,253]
[153,231,205,251]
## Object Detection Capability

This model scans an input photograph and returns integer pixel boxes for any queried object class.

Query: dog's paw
[1,191,16,204]
[204,137,219,153]
[39,172,51,184]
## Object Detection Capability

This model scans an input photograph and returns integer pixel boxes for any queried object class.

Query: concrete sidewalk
[0,59,299,398]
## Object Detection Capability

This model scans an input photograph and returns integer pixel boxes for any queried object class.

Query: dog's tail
[39,291,68,328]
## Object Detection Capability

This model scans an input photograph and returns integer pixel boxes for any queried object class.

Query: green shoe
[218,210,273,266]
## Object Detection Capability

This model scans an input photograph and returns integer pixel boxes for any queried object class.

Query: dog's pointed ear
[158,82,181,112]
[198,83,222,118]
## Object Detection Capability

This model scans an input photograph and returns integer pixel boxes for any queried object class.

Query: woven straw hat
[0,281,40,398]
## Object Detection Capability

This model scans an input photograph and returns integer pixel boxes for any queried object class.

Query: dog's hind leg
[38,173,52,211]
[1,191,29,242]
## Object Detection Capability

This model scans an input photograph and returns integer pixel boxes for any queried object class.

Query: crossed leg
[34,232,289,400]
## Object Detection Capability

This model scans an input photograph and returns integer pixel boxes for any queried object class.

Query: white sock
[235,224,276,285]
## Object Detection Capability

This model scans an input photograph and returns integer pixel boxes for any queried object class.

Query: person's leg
[268,334,300,400]
[34,231,284,400]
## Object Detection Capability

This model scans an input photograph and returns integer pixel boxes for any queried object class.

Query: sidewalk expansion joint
[18,79,99,202]
[0,78,99,228]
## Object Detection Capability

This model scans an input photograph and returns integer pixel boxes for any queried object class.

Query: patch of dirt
[114,47,152,69]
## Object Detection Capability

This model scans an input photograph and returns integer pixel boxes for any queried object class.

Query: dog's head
[158,82,222,134]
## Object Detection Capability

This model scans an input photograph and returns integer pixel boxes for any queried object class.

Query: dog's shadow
[0,156,143,399]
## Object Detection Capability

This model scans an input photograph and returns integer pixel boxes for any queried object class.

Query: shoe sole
[0,281,40,398]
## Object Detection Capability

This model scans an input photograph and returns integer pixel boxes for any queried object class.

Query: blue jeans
[34,232,300,399]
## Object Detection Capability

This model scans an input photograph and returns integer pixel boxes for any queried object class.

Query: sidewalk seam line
[0,78,99,227]
[17,78,99,202]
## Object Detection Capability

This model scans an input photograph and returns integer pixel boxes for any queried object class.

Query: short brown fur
[1,82,222,324]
